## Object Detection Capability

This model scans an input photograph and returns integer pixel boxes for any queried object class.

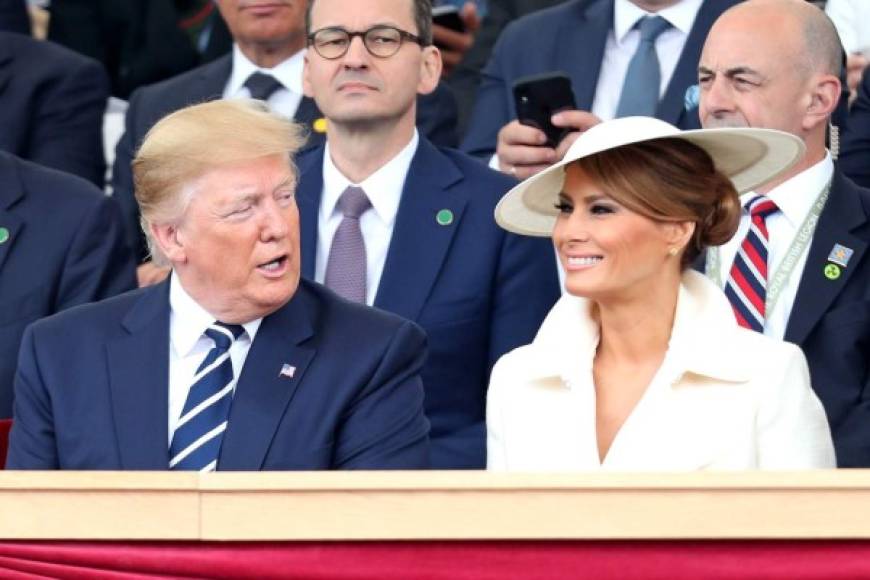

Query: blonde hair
[574,138,741,268]
[133,99,306,265]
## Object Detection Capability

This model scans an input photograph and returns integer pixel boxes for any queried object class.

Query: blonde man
[7,99,430,471]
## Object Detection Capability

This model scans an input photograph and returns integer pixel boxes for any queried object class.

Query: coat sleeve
[334,320,432,469]
[755,344,837,469]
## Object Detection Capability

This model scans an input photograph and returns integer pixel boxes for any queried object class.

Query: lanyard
[706,178,832,316]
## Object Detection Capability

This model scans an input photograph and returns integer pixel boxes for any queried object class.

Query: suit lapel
[566,0,612,111]
[296,147,325,280]
[219,285,316,470]
[373,139,466,321]
[191,55,234,102]
[785,172,870,345]
[106,281,172,469]
[0,154,24,275]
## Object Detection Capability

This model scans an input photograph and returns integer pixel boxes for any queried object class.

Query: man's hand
[496,110,602,180]
[432,2,480,77]
[137,261,170,287]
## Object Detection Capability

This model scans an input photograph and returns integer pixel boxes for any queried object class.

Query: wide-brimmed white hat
[494,116,806,236]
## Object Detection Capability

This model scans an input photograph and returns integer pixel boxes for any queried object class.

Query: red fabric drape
[0,540,868,579]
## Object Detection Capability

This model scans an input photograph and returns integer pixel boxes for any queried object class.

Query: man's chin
[701,116,749,129]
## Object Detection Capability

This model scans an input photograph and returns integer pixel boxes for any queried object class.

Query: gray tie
[325,187,371,303]
[244,72,283,101]
[615,15,672,117]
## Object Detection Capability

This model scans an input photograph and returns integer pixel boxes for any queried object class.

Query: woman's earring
[668,247,678,257]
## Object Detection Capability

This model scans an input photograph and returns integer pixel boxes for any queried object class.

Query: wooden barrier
[1,470,868,540]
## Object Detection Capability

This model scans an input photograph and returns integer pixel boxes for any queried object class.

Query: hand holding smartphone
[512,72,578,148]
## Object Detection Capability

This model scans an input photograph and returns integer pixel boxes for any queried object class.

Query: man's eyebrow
[698,66,763,77]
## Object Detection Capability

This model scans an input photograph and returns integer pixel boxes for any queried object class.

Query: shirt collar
[169,272,261,358]
[524,271,753,387]
[226,44,305,98]
[613,0,702,45]
[320,130,419,226]
[740,152,834,229]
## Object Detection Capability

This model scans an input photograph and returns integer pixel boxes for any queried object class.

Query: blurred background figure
[0,30,109,186]
[824,0,870,102]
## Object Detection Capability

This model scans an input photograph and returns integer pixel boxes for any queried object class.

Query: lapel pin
[436,209,454,226]
[313,118,328,133]
[279,363,296,379]
[827,243,854,268]
[824,263,841,280]
[0,227,8,244]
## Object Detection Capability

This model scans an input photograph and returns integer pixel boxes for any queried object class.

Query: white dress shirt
[711,154,834,340]
[486,271,835,471]
[314,131,419,306]
[167,273,261,445]
[590,0,702,121]
[223,44,305,118]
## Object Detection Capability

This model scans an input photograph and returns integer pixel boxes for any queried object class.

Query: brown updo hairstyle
[573,137,741,268]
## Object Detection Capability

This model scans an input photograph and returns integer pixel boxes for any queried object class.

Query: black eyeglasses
[307,25,426,60]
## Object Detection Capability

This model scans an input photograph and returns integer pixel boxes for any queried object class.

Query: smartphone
[433,5,466,33]
[512,72,577,148]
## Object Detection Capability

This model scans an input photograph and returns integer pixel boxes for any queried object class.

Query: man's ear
[302,54,315,98]
[803,73,841,132]
[150,222,186,265]
[417,45,442,96]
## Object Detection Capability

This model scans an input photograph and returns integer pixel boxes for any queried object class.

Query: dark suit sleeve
[55,195,137,310]
[488,232,560,369]
[6,325,59,469]
[111,88,149,261]
[841,68,870,189]
[28,51,109,187]
[334,320,431,469]
[459,26,515,158]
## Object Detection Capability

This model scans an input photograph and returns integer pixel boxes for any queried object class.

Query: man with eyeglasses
[110,0,461,285]
[297,0,560,469]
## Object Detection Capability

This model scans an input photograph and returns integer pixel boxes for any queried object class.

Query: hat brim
[494,119,806,237]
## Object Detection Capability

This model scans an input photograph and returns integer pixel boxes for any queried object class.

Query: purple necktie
[325,186,371,303]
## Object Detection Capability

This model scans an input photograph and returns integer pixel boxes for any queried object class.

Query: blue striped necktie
[169,322,245,471]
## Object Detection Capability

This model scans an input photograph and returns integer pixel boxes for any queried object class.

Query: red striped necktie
[724,196,780,332]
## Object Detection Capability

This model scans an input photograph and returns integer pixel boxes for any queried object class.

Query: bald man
[698,0,870,467]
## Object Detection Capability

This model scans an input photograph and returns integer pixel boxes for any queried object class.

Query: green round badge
[436,209,454,226]
[0,227,8,244]
[824,263,841,280]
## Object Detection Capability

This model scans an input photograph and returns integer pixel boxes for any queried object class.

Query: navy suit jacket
[7,279,431,470]
[0,151,136,419]
[460,0,739,157]
[840,67,870,190]
[296,138,561,468]
[112,54,460,261]
[782,170,870,467]
[0,32,109,186]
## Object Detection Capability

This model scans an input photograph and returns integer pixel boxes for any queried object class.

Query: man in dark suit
[460,0,739,180]
[6,99,430,470]
[301,0,560,468]
[0,32,109,186]
[0,151,136,419]
[113,0,459,272]
[840,67,870,189]
[698,0,870,466]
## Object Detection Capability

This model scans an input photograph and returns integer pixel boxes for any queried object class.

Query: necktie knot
[337,186,372,219]
[637,15,671,43]
[204,323,244,351]
[746,196,779,220]
[243,72,283,101]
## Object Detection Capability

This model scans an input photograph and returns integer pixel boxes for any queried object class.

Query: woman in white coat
[487,117,836,471]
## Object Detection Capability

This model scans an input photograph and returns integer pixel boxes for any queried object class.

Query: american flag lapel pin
[279,363,296,379]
